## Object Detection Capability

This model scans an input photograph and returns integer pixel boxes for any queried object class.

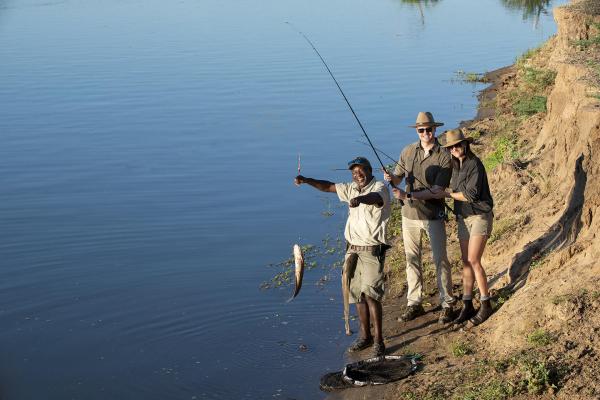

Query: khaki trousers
[402,217,455,308]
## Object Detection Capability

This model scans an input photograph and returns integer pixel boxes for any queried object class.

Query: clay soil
[326,1,600,399]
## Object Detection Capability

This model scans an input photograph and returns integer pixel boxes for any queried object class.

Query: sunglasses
[417,127,434,133]
[449,142,464,150]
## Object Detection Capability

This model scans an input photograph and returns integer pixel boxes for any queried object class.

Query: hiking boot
[347,336,374,353]
[452,300,476,325]
[438,306,455,324]
[469,299,493,326]
[398,304,425,322]
[372,341,385,358]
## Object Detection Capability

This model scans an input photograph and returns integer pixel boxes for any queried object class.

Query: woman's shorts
[457,212,494,241]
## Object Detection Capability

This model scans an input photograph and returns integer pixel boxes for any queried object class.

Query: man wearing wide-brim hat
[384,111,456,324]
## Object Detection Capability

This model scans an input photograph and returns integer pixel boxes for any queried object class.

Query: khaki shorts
[457,212,494,241]
[345,251,385,303]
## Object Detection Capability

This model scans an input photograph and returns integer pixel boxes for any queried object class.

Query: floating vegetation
[454,70,490,84]
[260,238,346,290]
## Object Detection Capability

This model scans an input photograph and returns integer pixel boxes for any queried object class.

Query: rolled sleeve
[462,163,484,203]
[336,182,352,203]
[372,181,390,208]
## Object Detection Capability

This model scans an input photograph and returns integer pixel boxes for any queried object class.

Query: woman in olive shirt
[441,129,494,326]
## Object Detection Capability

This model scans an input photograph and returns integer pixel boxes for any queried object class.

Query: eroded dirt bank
[328,1,600,398]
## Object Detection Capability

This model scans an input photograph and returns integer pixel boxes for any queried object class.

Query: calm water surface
[0,0,565,398]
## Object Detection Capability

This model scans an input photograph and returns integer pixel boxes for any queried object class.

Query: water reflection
[500,0,551,26]
[399,0,442,25]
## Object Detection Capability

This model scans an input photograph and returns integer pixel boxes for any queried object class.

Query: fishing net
[319,355,419,392]
[319,372,354,392]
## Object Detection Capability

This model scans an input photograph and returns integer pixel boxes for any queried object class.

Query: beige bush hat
[410,111,444,128]
[442,129,474,147]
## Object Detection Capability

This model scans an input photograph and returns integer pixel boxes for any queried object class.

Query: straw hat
[442,129,474,148]
[409,112,444,128]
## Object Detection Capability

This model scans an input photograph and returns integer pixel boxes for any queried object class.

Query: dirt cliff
[327,0,600,398]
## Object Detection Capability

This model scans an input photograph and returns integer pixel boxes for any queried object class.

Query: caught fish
[342,253,359,336]
[287,244,305,302]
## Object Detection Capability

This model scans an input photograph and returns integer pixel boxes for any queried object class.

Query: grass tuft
[527,329,555,347]
[450,340,473,357]
[512,95,547,116]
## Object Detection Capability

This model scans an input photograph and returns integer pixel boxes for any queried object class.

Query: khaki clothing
[336,178,391,246]
[345,250,386,303]
[394,140,451,220]
[401,217,455,307]
[457,212,494,241]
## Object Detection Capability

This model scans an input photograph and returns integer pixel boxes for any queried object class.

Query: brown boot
[452,299,476,324]
[469,299,493,326]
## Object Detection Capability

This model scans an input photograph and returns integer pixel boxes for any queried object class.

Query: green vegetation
[527,329,555,347]
[492,286,514,311]
[450,340,473,357]
[512,95,547,116]
[515,46,542,69]
[483,133,522,170]
[522,67,557,90]
[455,70,490,84]
[488,215,523,244]
[518,357,557,394]
[572,22,600,49]
[529,252,548,270]
[459,380,514,400]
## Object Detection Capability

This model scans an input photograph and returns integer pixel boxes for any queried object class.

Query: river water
[0,0,565,398]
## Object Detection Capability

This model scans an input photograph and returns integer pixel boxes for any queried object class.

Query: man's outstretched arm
[295,175,336,193]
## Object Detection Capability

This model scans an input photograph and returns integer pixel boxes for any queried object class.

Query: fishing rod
[357,140,455,214]
[286,22,393,186]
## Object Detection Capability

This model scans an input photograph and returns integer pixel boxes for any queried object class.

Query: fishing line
[356,140,455,215]
[286,22,392,184]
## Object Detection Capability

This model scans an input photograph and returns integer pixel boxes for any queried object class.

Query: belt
[348,244,378,252]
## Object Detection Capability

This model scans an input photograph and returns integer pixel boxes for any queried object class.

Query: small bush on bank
[527,329,555,347]
[512,95,547,116]
[450,340,473,357]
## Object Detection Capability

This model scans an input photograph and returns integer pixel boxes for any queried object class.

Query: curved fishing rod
[286,22,392,185]
[357,140,455,214]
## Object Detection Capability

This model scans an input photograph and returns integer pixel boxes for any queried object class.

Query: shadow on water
[398,0,442,26]
[500,0,552,26]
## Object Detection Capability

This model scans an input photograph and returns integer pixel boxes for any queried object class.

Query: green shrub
[459,380,514,400]
[527,329,555,347]
[513,95,547,116]
[522,67,557,91]
[450,340,473,357]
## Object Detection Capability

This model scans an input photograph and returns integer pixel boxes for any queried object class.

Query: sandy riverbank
[326,0,600,398]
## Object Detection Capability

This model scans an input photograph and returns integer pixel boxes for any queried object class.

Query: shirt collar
[417,138,441,155]
[351,176,377,192]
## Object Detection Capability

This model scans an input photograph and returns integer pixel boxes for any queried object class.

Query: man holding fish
[295,156,391,358]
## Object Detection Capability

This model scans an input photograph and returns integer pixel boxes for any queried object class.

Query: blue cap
[347,156,372,170]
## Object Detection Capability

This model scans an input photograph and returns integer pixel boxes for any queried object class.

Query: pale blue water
[0,0,565,398]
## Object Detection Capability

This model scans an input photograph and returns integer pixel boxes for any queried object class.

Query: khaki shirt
[336,177,391,246]
[394,139,451,220]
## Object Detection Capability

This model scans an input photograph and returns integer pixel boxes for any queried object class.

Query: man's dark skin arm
[294,175,336,193]
[295,174,383,208]
[349,193,384,208]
